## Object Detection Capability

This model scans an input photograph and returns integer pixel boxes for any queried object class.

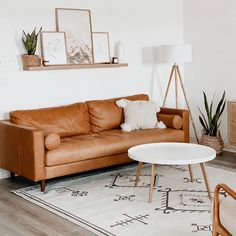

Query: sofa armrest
[159,107,189,142]
[0,120,45,181]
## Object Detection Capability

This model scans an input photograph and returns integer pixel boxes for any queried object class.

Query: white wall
[183,0,236,145]
[0,0,183,178]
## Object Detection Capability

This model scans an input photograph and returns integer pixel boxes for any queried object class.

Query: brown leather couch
[0,94,189,191]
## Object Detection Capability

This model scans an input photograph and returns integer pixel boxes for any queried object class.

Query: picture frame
[55,8,94,64]
[40,31,68,66]
[92,32,111,63]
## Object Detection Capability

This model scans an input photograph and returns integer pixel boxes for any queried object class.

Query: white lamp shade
[157,44,192,63]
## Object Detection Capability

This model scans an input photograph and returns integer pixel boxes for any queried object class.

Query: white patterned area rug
[12,164,236,236]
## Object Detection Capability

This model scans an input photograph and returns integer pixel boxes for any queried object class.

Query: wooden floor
[0,151,235,236]
[0,178,96,236]
[209,150,236,170]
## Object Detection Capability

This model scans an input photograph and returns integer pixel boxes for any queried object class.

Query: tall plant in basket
[198,91,226,154]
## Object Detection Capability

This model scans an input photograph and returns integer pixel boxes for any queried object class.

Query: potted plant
[198,91,226,154]
[21,27,42,68]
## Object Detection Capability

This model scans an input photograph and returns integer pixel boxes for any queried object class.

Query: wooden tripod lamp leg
[174,65,178,108]
[176,66,199,144]
[163,65,176,107]
[162,64,199,144]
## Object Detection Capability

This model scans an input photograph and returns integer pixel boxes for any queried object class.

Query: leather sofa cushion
[46,128,185,166]
[219,197,236,235]
[10,103,91,137]
[87,94,149,132]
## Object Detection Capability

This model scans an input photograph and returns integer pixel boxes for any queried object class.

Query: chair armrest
[213,184,236,235]
[159,107,189,142]
[0,120,45,181]
[215,184,236,200]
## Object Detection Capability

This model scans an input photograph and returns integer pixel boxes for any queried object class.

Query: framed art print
[92,32,110,63]
[40,31,68,65]
[56,8,94,64]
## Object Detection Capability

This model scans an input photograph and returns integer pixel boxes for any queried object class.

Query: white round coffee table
[128,142,216,203]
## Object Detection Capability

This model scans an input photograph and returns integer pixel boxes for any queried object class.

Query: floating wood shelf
[23,63,128,71]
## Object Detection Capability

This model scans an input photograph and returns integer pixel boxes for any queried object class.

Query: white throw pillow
[116,99,166,132]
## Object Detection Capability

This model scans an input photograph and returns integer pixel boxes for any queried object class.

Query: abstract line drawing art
[56,8,94,64]
[92,32,110,63]
[41,31,68,65]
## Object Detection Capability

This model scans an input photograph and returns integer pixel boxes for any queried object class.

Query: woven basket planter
[21,54,40,68]
[200,132,224,155]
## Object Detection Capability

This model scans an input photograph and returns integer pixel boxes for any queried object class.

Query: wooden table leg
[135,162,143,187]
[188,164,194,182]
[200,163,211,200]
[148,164,157,203]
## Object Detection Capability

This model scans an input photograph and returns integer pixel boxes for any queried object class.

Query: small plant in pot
[198,91,226,155]
[21,27,42,68]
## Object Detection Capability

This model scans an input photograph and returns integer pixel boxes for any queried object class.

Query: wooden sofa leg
[40,180,46,192]
[10,172,15,181]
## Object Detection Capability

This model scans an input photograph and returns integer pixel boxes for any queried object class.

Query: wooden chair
[212,184,236,236]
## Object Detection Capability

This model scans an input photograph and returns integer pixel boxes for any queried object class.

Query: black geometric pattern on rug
[155,188,211,214]
[114,195,135,202]
[183,177,202,184]
[44,187,88,197]
[105,173,162,189]
[164,165,189,172]
[110,213,149,228]
[105,169,213,215]
[191,223,212,232]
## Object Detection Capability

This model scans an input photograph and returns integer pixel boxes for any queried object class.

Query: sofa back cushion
[87,94,149,132]
[10,103,91,137]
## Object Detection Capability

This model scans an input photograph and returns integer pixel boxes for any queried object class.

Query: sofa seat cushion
[10,103,91,137]
[219,197,236,235]
[45,128,185,167]
[87,94,149,132]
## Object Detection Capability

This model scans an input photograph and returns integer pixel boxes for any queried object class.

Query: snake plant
[198,91,226,136]
[22,27,42,55]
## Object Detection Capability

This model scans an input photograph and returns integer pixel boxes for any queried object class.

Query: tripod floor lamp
[157,44,199,143]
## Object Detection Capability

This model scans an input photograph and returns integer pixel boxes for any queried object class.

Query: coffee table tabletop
[128,142,216,203]
[128,142,216,165]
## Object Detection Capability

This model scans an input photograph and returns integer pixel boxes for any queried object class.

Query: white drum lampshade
[157,44,192,64]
